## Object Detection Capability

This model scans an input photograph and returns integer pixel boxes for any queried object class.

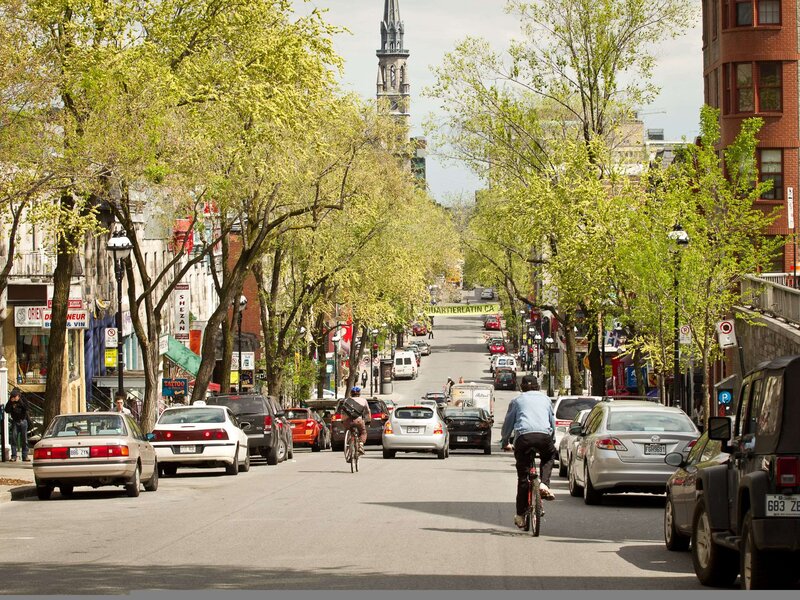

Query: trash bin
[380,358,393,395]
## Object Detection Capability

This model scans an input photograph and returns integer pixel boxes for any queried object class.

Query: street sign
[716,320,737,349]
[159,334,169,356]
[105,349,117,368]
[789,187,795,230]
[231,352,255,371]
[679,325,692,345]
[718,390,733,405]
[105,327,118,347]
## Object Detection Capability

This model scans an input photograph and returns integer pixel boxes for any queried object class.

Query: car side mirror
[145,432,155,442]
[568,423,583,435]
[664,452,685,468]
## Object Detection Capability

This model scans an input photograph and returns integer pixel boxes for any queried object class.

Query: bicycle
[524,450,543,537]
[343,425,360,473]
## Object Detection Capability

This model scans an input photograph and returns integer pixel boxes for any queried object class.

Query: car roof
[603,400,681,411]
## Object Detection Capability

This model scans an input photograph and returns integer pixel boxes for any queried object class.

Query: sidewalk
[0,459,37,503]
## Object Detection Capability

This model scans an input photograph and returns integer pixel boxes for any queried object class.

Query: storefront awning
[166,336,201,377]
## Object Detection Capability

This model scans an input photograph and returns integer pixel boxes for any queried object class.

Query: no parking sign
[716,320,737,349]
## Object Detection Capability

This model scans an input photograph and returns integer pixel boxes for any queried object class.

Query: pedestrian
[428,324,434,339]
[6,388,30,461]
[445,377,455,397]
[458,376,464,384]
[361,370,368,389]
[113,391,132,416]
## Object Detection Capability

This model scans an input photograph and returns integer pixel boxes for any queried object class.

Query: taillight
[685,439,698,452]
[202,429,229,440]
[306,420,316,428]
[264,415,273,429]
[384,422,393,434]
[595,438,627,451]
[34,447,68,459]
[89,445,130,457]
[477,421,491,429]
[776,457,799,486]
[151,430,173,441]
[433,425,444,435]
[556,420,571,427]
[372,413,387,420]
[332,413,342,422]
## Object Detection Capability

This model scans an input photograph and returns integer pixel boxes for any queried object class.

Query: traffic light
[371,343,378,359]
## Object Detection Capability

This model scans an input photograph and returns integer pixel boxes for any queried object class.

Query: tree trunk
[586,309,605,396]
[220,307,235,393]
[346,325,368,395]
[563,311,581,394]
[314,312,327,399]
[633,347,647,397]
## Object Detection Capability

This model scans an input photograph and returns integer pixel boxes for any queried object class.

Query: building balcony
[9,251,55,280]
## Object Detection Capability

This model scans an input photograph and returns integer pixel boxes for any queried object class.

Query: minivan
[393,351,418,379]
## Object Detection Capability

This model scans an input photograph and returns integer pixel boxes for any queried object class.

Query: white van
[449,383,495,416]
[393,351,418,380]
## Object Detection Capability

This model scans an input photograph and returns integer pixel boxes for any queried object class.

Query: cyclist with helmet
[341,386,371,455]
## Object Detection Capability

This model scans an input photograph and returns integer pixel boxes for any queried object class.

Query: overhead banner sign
[174,283,191,343]
[426,303,501,316]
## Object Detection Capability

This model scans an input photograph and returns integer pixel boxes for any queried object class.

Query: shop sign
[162,378,188,397]
[47,299,83,309]
[231,352,255,371]
[43,309,89,329]
[14,306,47,327]
[174,283,190,343]
[159,334,169,356]
[105,348,118,368]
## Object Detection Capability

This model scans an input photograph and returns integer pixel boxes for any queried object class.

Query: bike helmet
[351,386,362,396]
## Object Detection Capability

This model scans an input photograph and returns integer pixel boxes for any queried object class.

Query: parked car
[304,398,339,434]
[392,351,418,379]
[493,367,517,391]
[552,395,604,468]
[488,340,507,355]
[568,400,699,504]
[663,430,728,552]
[285,407,328,451]
[411,322,428,336]
[444,407,493,454]
[484,316,501,331]
[480,288,494,300]
[382,404,449,459]
[686,355,800,590]
[149,403,251,477]
[330,398,391,451]
[403,344,422,366]
[205,394,282,465]
[557,408,593,477]
[265,395,294,463]
[32,412,158,500]
[414,339,431,356]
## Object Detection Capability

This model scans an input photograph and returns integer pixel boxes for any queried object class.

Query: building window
[723,64,731,113]
[725,0,781,27]
[759,149,783,200]
[722,0,730,28]
[16,329,49,384]
[713,0,719,38]
[736,63,754,112]
[728,61,782,113]
[736,0,754,25]
[758,0,780,23]
[713,68,720,108]
[758,62,782,110]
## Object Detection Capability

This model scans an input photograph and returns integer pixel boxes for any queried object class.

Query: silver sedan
[568,400,699,504]
[382,405,449,459]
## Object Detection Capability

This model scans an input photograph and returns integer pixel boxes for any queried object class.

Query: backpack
[340,397,364,419]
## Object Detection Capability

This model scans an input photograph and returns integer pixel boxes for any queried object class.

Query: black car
[422,392,448,409]
[493,368,517,390]
[264,395,293,462]
[330,398,390,451]
[206,394,283,465]
[685,355,800,590]
[444,407,493,454]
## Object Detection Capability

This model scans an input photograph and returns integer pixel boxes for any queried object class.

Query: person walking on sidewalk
[113,391,132,416]
[6,388,30,462]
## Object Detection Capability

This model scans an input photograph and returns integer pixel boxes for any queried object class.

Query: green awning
[165,336,201,377]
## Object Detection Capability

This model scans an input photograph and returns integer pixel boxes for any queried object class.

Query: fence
[741,274,800,325]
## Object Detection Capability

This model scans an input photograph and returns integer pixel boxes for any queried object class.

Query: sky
[304,0,704,205]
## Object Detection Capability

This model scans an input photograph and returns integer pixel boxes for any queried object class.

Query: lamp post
[534,333,542,376]
[234,295,247,393]
[331,330,342,398]
[668,224,690,410]
[370,328,379,395]
[107,229,133,396]
[544,336,555,396]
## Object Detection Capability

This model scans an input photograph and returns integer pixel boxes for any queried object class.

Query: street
[0,313,703,592]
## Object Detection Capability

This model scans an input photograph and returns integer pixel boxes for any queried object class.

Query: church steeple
[377,0,410,120]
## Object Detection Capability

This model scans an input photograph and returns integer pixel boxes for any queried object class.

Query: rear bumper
[449,431,490,448]
[383,433,447,451]
[33,459,137,483]
[153,443,236,465]
[590,462,672,492]
[290,430,318,444]
[752,517,800,551]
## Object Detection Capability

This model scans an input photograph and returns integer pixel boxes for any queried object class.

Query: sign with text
[174,283,191,343]
[159,334,169,356]
[679,325,692,345]
[426,302,501,316]
[105,348,118,368]
[14,306,47,327]
[162,378,189,397]
[105,327,118,347]
[43,309,89,329]
[230,352,255,371]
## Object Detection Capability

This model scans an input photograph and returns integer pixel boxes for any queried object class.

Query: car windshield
[497,372,513,381]
[368,402,383,414]
[286,409,309,420]
[395,407,434,419]
[606,410,696,432]
[208,397,264,416]
[444,408,484,419]
[46,415,126,437]
[158,408,225,424]
[556,397,601,420]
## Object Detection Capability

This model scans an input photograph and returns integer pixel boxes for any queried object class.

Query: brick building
[702,0,800,272]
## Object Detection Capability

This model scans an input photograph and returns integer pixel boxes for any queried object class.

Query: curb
[0,485,37,503]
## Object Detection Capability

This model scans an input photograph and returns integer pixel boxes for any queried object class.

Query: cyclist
[341,386,371,455]
[500,374,556,529]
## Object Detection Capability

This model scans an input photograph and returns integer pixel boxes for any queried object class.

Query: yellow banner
[426,303,501,316]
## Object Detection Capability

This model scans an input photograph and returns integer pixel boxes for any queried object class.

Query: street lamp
[370,328,379,395]
[668,224,690,410]
[234,295,247,393]
[545,336,555,396]
[106,228,133,396]
[331,331,342,398]
[534,333,542,376]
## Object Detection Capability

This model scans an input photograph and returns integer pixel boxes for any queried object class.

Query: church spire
[379,0,406,56]
[376,0,410,120]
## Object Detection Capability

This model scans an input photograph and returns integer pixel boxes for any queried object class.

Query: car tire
[568,461,583,496]
[312,436,321,452]
[484,443,492,455]
[583,464,602,505]
[266,441,280,466]
[437,447,446,459]
[144,462,159,492]
[664,495,690,551]
[240,451,251,473]
[226,446,240,475]
[558,458,567,478]
[125,464,141,497]
[691,497,738,587]
[740,510,793,589]
[36,484,53,500]
[162,464,178,478]
[277,439,288,463]
[287,439,294,459]
[383,450,396,459]
[59,485,74,497]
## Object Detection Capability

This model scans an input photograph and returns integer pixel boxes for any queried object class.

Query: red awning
[189,380,221,392]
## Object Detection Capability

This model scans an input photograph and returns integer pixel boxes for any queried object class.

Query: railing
[9,251,55,278]
[742,274,800,325]
[757,272,790,286]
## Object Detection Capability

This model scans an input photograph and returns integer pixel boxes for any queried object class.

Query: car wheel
[59,485,74,497]
[312,435,321,452]
[240,451,251,473]
[740,510,793,589]
[266,442,280,466]
[691,497,738,587]
[125,464,141,497]
[583,464,602,505]
[36,484,53,500]
[568,461,583,496]
[558,457,567,478]
[277,439,287,463]
[225,446,240,475]
[162,464,178,477]
[484,442,492,455]
[436,447,446,459]
[382,450,396,459]
[287,439,294,459]
[664,495,690,551]
[144,461,159,492]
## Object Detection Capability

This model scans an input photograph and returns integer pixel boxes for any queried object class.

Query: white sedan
[149,402,250,476]
[382,405,449,459]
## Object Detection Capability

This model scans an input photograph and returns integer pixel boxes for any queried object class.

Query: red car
[484,317,501,331]
[285,407,326,452]
[489,340,506,354]
[411,322,428,336]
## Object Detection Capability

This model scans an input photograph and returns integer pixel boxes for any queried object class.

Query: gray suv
[206,394,281,465]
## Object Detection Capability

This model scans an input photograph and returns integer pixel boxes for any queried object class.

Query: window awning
[166,336,201,377]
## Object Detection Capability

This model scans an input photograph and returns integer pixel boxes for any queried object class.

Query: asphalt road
[0,309,706,592]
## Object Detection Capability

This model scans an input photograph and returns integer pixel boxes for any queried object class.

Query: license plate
[457,436,468,442]
[69,447,89,458]
[766,494,800,517]
[406,427,419,434]
[644,444,666,455]
[178,445,197,454]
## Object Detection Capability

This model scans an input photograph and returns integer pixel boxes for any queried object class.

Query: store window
[759,149,783,200]
[16,328,49,384]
